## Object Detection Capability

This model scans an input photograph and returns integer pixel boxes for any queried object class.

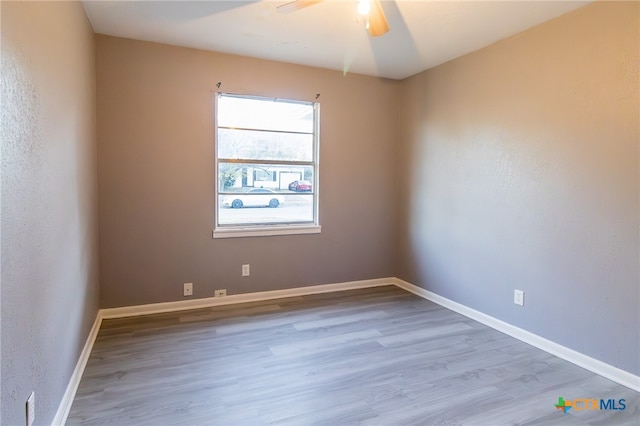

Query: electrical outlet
[183,283,193,297]
[26,391,35,426]
[242,264,250,277]
[514,289,524,306]
[214,289,227,298]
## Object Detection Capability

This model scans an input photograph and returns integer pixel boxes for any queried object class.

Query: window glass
[214,93,319,236]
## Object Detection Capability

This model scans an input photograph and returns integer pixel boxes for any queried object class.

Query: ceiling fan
[277,0,390,37]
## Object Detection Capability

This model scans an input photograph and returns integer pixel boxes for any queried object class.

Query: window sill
[213,225,321,239]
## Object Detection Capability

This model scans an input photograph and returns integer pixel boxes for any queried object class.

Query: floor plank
[67,286,639,425]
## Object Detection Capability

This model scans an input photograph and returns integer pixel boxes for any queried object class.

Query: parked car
[288,180,313,192]
[221,188,284,208]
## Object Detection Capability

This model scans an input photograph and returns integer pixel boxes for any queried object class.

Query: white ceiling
[83,0,590,80]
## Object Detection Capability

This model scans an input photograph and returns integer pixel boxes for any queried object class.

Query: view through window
[215,93,319,236]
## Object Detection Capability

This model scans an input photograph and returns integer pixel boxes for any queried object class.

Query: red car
[288,180,312,192]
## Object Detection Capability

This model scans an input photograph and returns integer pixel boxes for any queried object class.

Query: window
[214,93,320,238]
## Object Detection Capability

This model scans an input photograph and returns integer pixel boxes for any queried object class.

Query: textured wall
[397,1,639,375]
[1,2,99,424]
[96,36,399,308]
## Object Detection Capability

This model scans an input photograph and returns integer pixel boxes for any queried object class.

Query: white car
[221,188,284,208]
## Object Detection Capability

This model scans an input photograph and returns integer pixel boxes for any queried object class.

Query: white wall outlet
[214,289,227,298]
[183,282,193,297]
[26,391,35,426]
[514,289,525,306]
[242,264,250,277]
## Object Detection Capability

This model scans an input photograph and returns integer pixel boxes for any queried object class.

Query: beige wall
[96,35,399,308]
[1,1,99,424]
[397,1,639,375]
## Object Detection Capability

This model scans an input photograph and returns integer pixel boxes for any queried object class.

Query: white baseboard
[51,312,103,426]
[54,276,638,426]
[53,278,393,424]
[101,278,395,319]
[393,278,640,393]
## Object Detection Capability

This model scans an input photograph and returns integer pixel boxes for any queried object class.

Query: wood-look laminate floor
[67,286,639,425]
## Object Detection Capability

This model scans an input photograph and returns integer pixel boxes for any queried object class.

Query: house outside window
[214,93,320,238]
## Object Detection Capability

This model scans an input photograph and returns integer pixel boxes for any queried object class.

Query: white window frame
[213,92,321,239]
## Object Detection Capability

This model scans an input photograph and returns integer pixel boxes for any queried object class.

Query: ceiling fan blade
[368,0,389,37]
[277,0,323,14]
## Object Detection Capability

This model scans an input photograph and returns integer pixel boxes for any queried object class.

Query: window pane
[219,163,314,193]
[218,95,314,133]
[218,128,313,162]
[218,193,314,225]
[215,93,318,234]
